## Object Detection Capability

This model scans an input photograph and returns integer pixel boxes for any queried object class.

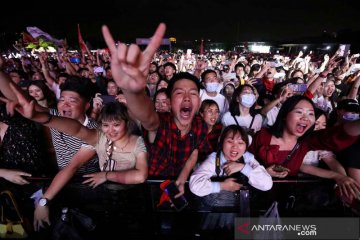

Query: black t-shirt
[336,139,360,168]
[0,105,47,175]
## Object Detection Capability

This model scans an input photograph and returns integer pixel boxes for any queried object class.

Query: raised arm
[101,23,166,131]
[10,83,98,145]
[0,56,18,101]
[347,73,360,100]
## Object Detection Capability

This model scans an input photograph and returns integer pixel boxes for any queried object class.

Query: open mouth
[295,123,307,134]
[180,107,192,120]
[61,110,72,118]
[230,151,239,158]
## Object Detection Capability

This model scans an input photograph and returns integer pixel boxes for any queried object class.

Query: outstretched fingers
[102,25,117,56]
[143,23,166,61]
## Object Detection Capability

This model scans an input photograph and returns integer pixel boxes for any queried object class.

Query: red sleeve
[303,90,313,99]
[309,124,358,152]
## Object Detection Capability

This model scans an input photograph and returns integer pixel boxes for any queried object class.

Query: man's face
[164,66,175,76]
[57,91,89,122]
[170,79,200,128]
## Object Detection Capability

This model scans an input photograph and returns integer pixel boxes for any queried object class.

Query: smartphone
[272,165,290,173]
[94,66,104,73]
[164,181,188,211]
[69,57,81,64]
[338,44,351,57]
[253,78,263,85]
[99,95,117,104]
[288,83,307,93]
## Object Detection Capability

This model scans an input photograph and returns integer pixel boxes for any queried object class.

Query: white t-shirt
[221,111,263,133]
[263,106,280,127]
[200,89,229,116]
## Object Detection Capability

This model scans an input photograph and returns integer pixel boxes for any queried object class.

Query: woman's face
[323,81,335,97]
[200,104,220,128]
[285,100,315,137]
[222,132,247,162]
[155,92,170,112]
[293,71,304,78]
[240,86,254,96]
[314,114,327,131]
[101,119,127,142]
[28,85,45,101]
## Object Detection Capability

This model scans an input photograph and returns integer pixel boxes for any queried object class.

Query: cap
[337,99,360,113]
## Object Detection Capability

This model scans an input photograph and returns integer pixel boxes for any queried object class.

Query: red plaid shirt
[144,113,211,177]
[207,123,223,152]
[198,123,223,163]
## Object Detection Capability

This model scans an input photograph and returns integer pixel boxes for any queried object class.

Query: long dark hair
[269,95,315,140]
[229,84,257,117]
[27,80,57,108]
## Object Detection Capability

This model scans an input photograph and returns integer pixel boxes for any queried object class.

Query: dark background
[1,0,359,49]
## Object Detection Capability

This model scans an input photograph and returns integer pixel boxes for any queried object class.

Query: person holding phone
[189,125,272,232]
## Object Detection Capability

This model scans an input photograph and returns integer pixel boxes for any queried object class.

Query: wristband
[30,188,43,206]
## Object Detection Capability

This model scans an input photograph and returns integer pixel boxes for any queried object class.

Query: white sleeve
[253,114,264,132]
[221,112,234,127]
[189,153,217,197]
[241,152,273,191]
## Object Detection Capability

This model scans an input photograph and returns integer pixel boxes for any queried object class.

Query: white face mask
[240,93,256,108]
[343,113,360,121]
[205,82,219,93]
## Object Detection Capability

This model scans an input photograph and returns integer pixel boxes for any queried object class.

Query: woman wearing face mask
[200,69,228,117]
[221,84,263,139]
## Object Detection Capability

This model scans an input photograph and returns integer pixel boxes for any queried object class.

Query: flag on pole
[200,39,204,55]
[22,32,36,44]
[77,24,88,52]
[26,26,63,46]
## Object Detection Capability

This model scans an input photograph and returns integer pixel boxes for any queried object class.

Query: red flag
[77,24,88,52]
[22,32,36,44]
[200,39,204,55]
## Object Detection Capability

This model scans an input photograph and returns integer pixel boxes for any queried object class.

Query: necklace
[114,137,130,152]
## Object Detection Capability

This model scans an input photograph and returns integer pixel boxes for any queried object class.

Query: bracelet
[39,113,53,124]
[105,171,109,181]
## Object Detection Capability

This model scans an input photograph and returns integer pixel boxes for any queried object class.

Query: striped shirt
[49,109,99,175]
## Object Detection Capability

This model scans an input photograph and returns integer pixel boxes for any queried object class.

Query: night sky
[1,0,359,48]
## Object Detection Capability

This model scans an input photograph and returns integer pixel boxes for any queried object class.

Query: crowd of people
[1,23,360,237]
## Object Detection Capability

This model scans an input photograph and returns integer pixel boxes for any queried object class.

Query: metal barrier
[0,176,348,239]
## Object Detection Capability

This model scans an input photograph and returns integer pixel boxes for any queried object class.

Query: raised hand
[6,83,37,119]
[102,23,166,93]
